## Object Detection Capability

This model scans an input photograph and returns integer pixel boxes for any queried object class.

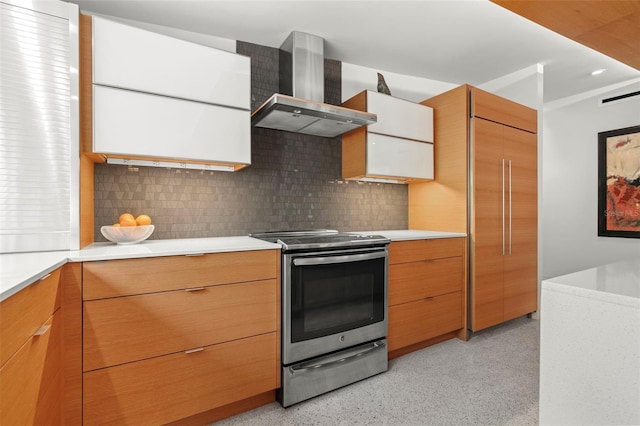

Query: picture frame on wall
[597,125,640,238]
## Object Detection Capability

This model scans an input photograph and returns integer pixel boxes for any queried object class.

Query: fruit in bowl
[102,213,154,244]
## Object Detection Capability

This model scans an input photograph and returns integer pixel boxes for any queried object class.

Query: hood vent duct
[251,31,376,138]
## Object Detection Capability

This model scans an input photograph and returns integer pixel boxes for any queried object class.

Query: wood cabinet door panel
[388,292,462,352]
[471,87,537,133]
[83,279,277,371]
[471,118,505,331]
[503,126,538,321]
[389,238,463,264]
[389,257,463,305]
[0,267,60,366]
[83,249,278,300]
[0,312,62,425]
[83,333,277,426]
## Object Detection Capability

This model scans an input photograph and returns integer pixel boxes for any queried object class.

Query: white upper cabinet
[365,91,433,142]
[88,16,251,169]
[93,86,250,165]
[0,0,79,253]
[366,133,433,180]
[92,16,250,109]
[341,90,434,183]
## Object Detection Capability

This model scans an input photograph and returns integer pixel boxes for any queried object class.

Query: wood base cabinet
[388,238,465,355]
[81,249,281,425]
[412,85,538,334]
[83,333,277,425]
[0,267,63,425]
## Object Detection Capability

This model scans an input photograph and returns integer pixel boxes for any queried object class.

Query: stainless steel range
[250,230,390,407]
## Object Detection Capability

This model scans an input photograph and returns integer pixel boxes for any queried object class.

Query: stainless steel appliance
[251,32,377,138]
[250,230,390,407]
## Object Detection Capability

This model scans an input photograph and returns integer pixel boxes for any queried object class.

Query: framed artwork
[598,125,640,238]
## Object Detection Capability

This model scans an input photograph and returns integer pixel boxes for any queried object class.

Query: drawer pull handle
[185,287,205,292]
[185,253,205,257]
[33,325,51,336]
[39,273,52,281]
[184,347,204,354]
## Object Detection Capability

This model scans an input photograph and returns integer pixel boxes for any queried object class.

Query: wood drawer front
[1,312,62,425]
[1,267,61,366]
[83,249,278,300]
[389,257,463,306]
[84,279,277,371]
[83,333,277,425]
[388,291,463,352]
[389,238,463,264]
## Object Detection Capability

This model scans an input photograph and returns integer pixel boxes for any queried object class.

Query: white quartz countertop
[542,258,640,306]
[0,236,279,302]
[354,229,466,241]
[70,236,280,262]
[1,230,465,302]
[0,251,70,302]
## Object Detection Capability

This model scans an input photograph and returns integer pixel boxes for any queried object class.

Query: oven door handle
[289,340,386,374]
[292,251,386,266]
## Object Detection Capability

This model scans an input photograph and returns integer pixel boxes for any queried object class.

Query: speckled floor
[215,317,539,426]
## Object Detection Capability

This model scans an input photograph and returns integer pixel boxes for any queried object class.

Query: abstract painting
[598,125,640,238]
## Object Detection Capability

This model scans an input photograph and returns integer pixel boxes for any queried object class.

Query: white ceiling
[68,0,640,104]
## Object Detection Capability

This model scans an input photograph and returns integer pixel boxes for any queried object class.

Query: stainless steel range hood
[251,32,376,138]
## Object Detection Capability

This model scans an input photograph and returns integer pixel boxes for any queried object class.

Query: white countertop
[0,251,70,301]
[0,230,466,302]
[542,258,640,306]
[69,236,279,262]
[539,258,640,425]
[1,236,279,302]
[354,229,466,241]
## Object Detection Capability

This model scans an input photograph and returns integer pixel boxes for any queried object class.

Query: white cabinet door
[366,133,433,180]
[92,16,250,110]
[93,86,250,165]
[0,0,79,253]
[366,91,433,143]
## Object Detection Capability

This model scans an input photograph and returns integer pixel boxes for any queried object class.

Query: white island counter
[539,258,640,425]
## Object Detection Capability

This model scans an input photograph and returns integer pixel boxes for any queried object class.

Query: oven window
[290,255,385,343]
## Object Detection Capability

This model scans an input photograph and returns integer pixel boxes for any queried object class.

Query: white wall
[342,62,456,103]
[542,79,640,279]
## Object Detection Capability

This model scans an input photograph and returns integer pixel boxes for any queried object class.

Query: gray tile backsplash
[93,42,407,241]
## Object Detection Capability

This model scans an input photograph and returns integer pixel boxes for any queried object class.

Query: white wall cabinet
[86,15,251,170]
[0,0,79,253]
[342,90,434,183]
[366,91,433,142]
[92,16,249,110]
[366,134,433,180]
[93,86,250,165]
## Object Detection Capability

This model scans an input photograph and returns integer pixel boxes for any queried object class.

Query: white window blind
[0,1,78,253]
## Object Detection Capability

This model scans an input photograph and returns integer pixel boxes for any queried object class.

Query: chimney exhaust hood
[251,31,376,138]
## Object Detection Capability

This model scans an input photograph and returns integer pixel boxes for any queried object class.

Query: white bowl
[101,225,154,245]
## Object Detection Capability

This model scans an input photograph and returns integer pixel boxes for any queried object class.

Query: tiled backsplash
[93,42,407,241]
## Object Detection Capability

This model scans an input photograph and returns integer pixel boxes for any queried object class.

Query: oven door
[282,247,388,365]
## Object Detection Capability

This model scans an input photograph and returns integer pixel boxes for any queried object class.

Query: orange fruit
[119,213,137,227]
[119,213,134,222]
[135,214,152,226]
[112,223,121,227]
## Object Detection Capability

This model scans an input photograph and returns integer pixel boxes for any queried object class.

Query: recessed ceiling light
[591,69,607,76]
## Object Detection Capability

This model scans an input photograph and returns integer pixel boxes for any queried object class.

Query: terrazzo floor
[215,317,540,426]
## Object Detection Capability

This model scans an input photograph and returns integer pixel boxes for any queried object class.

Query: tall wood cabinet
[410,85,538,333]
